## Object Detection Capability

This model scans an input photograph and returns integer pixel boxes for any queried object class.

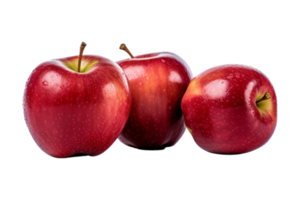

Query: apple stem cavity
[117,42,134,58]
[256,92,271,104]
[77,42,87,73]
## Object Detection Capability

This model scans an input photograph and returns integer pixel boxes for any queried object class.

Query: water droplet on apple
[219,98,224,102]
[42,81,48,86]
[60,85,64,89]
[161,59,166,63]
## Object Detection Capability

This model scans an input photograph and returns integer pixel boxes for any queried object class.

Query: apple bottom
[185,105,276,154]
[41,143,115,159]
[28,104,129,158]
[188,123,274,155]
[119,117,186,150]
[31,128,117,159]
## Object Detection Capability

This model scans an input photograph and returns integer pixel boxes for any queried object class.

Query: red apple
[181,64,277,154]
[23,42,132,158]
[117,44,192,150]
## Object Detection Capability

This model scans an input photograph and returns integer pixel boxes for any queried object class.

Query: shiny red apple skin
[23,55,132,158]
[181,64,277,154]
[117,52,192,149]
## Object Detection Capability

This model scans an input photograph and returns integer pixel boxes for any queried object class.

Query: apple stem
[77,42,87,73]
[256,92,271,104]
[117,42,134,58]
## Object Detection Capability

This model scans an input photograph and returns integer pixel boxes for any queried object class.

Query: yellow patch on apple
[256,92,273,115]
[63,59,98,73]
[187,127,193,136]
[186,79,201,97]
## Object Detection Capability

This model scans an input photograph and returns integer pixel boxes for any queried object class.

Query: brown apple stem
[117,42,134,58]
[77,42,87,72]
[256,92,271,104]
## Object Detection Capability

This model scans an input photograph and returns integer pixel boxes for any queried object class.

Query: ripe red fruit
[117,44,192,150]
[23,42,132,158]
[181,64,277,154]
